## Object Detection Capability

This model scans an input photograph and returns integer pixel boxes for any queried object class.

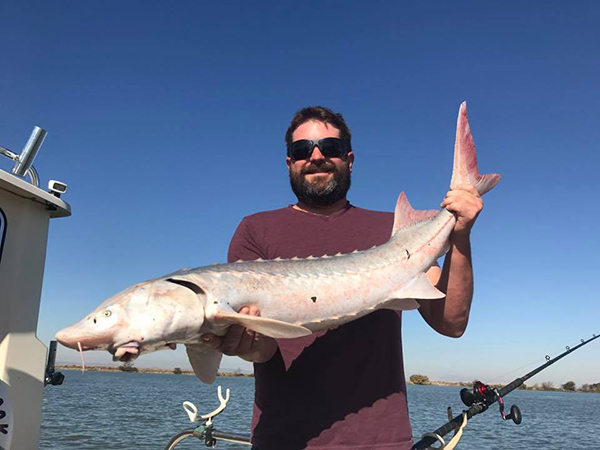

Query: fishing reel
[460,381,522,425]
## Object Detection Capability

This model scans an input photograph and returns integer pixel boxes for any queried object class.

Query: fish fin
[214,307,312,338]
[383,298,421,310]
[450,102,501,196]
[383,273,445,310]
[392,192,439,235]
[185,343,223,384]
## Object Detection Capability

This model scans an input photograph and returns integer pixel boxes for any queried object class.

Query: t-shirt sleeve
[227,217,266,263]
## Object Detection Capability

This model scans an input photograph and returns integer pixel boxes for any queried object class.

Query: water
[41,371,254,450]
[41,371,600,449]
[408,385,600,449]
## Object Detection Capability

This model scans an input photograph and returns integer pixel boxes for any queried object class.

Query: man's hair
[285,106,352,156]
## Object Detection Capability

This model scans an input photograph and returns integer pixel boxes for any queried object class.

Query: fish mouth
[109,341,177,362]
[110,341,141,362]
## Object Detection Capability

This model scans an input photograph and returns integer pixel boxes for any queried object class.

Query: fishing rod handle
[411,404,487,450]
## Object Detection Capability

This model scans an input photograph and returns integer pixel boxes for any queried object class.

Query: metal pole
[12,127,47,178]
[212,429,252,445]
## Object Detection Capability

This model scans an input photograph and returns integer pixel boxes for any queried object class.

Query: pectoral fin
[383,273,445,310]
[214,307,312,339]
[383,298,421,310]
[185,343,223,384]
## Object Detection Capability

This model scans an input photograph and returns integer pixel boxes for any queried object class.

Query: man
[202,106,484,449]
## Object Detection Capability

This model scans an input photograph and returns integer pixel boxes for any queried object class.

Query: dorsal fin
[392,192,439,235]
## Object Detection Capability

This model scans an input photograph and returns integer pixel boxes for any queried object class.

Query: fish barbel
[56,102,501,383]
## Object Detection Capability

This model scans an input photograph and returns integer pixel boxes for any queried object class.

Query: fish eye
[103,310,112,317]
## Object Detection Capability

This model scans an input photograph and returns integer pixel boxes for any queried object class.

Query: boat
[0,126,71,450]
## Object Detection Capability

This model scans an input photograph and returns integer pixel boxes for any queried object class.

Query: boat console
[0,127,71,450]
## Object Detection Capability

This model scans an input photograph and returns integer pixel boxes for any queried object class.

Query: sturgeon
[56,102,500,383]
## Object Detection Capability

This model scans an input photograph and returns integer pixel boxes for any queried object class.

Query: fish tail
[450,102,501,196]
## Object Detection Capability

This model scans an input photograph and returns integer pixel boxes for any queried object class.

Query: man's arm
[419,185,483,338]
[201,218,278,363]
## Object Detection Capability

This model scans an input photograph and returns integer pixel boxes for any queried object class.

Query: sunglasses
[288,138,348,161]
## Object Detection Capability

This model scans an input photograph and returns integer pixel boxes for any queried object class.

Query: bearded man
[202,106,484,450]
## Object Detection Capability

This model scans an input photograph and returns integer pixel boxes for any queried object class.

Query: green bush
[173,367,183,375]
[409,374,430,385]
[561,381,576,391]
[581,383,600,393]
[540,381,555,391]
[119,362,139,372]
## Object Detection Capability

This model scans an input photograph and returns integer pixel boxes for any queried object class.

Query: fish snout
[55,328,76,349]
[55,327,88,350]
[55,327,106,351]
[56,315,118,351]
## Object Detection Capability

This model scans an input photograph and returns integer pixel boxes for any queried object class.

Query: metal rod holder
[1,126,46,187]
[12,126,47,178]
[44,340,64,386]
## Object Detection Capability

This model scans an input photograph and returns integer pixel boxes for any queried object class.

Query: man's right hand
[201,305,278,363]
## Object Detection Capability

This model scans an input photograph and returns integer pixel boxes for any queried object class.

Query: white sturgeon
[56,102,500,383]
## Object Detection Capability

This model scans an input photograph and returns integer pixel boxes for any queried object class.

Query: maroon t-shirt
[228,203,413,450]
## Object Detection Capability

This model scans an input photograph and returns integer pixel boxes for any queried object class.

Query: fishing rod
[411,333,599,450]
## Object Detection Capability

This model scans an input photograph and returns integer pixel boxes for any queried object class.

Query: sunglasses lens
[290,141,313,160]
[290,138,346,160]
[319,138,345,158]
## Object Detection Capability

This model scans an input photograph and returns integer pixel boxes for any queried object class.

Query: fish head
[55,283,145,353]
[56,277,207,360]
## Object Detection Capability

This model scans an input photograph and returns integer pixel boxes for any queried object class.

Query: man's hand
[440,184,483,236]
[201,305,278,363]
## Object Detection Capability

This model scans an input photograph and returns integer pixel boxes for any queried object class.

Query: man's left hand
[201,305,278,363]
[440,184,483,236]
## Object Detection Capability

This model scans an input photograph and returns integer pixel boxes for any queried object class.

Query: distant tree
[409,374,430,385]
[119,361,138,372]
[540,381,555,391]
[517,383,528,390]
[234,368,242,376]
[561,381,576,391]
[173,367,182,375]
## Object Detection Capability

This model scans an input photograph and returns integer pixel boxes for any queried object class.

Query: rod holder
[12,126,47,178]
[44,340,64,386]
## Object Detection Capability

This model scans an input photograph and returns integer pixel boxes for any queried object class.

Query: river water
[41,370,600,449]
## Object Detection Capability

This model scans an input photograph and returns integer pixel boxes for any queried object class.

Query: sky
[1,1,599,387]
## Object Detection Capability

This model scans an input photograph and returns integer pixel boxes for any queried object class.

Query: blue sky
[1,1,598,386]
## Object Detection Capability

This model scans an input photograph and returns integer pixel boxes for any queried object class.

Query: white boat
[0,126,71,450]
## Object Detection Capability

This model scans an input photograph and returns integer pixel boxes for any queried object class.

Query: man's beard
[289,160,351,207]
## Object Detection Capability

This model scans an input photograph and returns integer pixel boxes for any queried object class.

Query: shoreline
[55,365,599,393]
[407,380,600,394]
[56,364,253,377]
